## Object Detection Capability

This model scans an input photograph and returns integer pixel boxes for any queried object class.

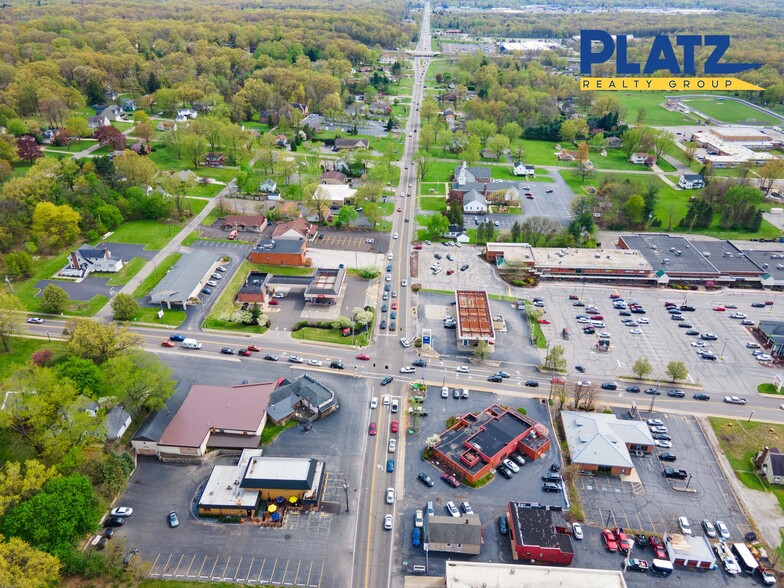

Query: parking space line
[161,553,173,577]
[280,558,290,585]
[268,559,278,584]
[243,556,255,582]
[314,560,325,587]
[209,555,220,579]
[197,554,208,578]
[218,556,231,580]
[149,553,161,576]
[184,554,196,578]
[172,554,185,577]
[304,560,314,587]
[233,556,243,580]
[292,559,303,585]
[257,557,267,583]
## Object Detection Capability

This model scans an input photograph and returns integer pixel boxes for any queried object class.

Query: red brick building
[432,404,550,484]
[508,503,574,565]
[249,239,307,267]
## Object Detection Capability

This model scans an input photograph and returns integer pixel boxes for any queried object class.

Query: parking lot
[309,228,389,254]
[392,390,564,574]
[530,285,782,397]
[112,357,370,587]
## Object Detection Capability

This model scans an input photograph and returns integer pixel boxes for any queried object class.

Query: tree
[31,349,52,367]
[181,132,208,169]
[17,135,42,163]
[55,356,103,396]
[303,184,332,224]
[544,344,567,371]
[632,356,653,379]
[666,360,688,382]
[111,293,139,321]
[571,160,594,183]
[103,351,175,415]
[424,213,449,239]
[3,474,101,559]
[133,121,154,145]
[0,293,23,352]
[332,316,352,330]
[419,126,435,152]
[67,320,142,364]
[0,460,58,517]
[0,133,18,163]
[487,134,510,160]
[473,340,491,361]
[352,307,373,326]
[623,194,646,225]
[420,97,439,125]
[93,125,126,150]
[4,251,34,278]
[759,159,784,194]
[576,141,589,162]
[621,127,644,160]
[336,205,358,228]
[0,536,61,588]
[31,202,81,252]
[113,150,158,187]
[559,119,588,143]
[97,451,135,497]
[465,119,496,146]
[572,382,587,410]
[65,116,91,138]
[501,121,522,143]
[520,216,563,247]
[40,284,69,314]
[684,144,697,165]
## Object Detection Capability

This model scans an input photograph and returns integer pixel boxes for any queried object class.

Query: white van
[590,320,605,328]
[182,338,202,349]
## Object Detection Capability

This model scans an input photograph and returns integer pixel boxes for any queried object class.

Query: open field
[0,337,69,381]
[132,253,182,298]
[101,257,146,286]
[613,92,700,126]
[105,220,178,250]
[420,196,446,211]
[292,325,371,346]
[683,97,779,125]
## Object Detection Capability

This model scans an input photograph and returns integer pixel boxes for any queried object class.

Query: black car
[264,354,278,361]
[625,385,640,393]
[667,389,685,398]
[659,452,677,462]
[550,463,561,473]
[418,472,435,487]
[434,253,442,260]
[488,375,503,383]
[601,382,618,390]
[685,330,700,336]
[497,464,512,479]
[670,314,684,321]
[330,361,344,369]
[631,308,646,314]
[752,302,766,308]
[644,388,661,395]
[103,516,125,528]
[525,380,540,387]
[667,308,682,314]
[412,358,427,367]
[680,305,696,312]
[496,371,510,378]
[619,311,631,316]
[700,352,718,360]
[380,376,393,386]
[575,365,586,373]
[381,304,388,313]
[635,533,648,548]
[220,347,236,355]
[693,393,711,401]
[678,322,692,328]
[460,264,469,271]
[542,482,562,493]
[652,433,672,441]
[663,467,688,479]
[583,327,595,334]
[573,301,586,307]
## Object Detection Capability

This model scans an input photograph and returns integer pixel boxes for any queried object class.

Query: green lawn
[292,325,371,346]
[104,220,177,250]
[0,337,69,380]
[711,417,784,511]
[198,166,237,183]
[131,306,186,326]
[683,97,779,125]
[420,196,446,212]
[515,140,561,166]
[132,254,182,298]
[188,182,223,198]
[491,167,555,182]
[185,197,209,217]
[148,145,188,170]
[421,160,457,182]
[656,158,677,173]
[613,92,700,126]
[376,201,394,216]
[101,257,146,286]
[251,263,313,276]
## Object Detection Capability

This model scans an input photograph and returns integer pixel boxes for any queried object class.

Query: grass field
[251,263,313,276]
[204,260,268,334]
[101,257,146,286]
[292,325,371,346]
[132,253,182,298]
[131,306,185,326]
[421,160,457,182]
[104,220,177,250]
[491,167,555,182]
[0,337,69,380]
[187,182,223,198]
[613,92,699,126]
[711,417,784,512]
[420,196,446,211]
[683,97,779,125]
[149,145,189,170]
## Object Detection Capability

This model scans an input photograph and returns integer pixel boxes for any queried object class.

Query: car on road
[644,387,660,395]
[400,338,411,348]
[724,396,747,404]
[386,459,395,472]
[625,385,640,393]
[169,334,186,341]
[441,472,460,488]
[525,380,539,387]
[400,366,416,374]
[667,389,685,398]
[659,452,677,462]
[356,353,370,361]
[694,393,710,401]
[384,514,393,530]
[26,317,44,324]
[385,488,395,504]
[307,359,322,366]
[488,374,503,382]
[288,355,304,364]
[446,501,460,517]
[456,366,470,373]
[602,529,618,552]
[418,473,434,487]
[413,358,427,367]
[167,511,179,528]
[161,340,176,347]
[368,423,376,436]
[601,382,618,390]
[330,360,344,369]
[264,354,278,361]
[220,347,236,355]
[238,349,252,357]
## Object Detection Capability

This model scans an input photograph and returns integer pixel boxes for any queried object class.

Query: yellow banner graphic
[580,77,763,91]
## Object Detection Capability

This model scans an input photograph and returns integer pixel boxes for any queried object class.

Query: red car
[397,207,402,212]
[610,293,621,299]
[649,535,667,559]
[538,319,551,324]
[239,349,252,357]
[269,299,279,305]
[446,269,455,275]
[248,345,261,352]
[413,245,423,250]
[369,422,377,436]
[602,529,618,552]
[614,528,631,553]
[713,306,726,311]
[441,472,460,488]
[526,193,534,199]
[766,300,775,305]
[551,377,565,385]
[569,294,580,300]
[391,302,398,310]
[161,340,175,347]
[356,353,370,361]
[391,420,399,433]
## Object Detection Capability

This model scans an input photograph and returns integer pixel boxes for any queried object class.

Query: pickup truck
[663,468,688,480]
[724,396,748,405]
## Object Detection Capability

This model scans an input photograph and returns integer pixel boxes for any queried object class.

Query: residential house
[175,169,197,183]
[88,115,111,129]
[607,136,622,149]
[73,395,99,417]
[290,102,309,118]
[276,134,287,147]
[319,171,348,185]
[176,108,198,121]
[556,150,576,162]
[426,515,484,555]
[105,407,132,442]
[442,91,457,103]
[99,106,123,121]
[453,161,492,185]
[259,179,278,193]
[204,152,225,168]
[122,99,137,112]
[679,174,705,189]
[333,138,370,151]
[757,447,784,485]
[513,161,535,177]
[156,121,177,132]
[462,189,488,214]
[130,142,151,155]
[271,218,318,241]
[103,90,119,102]
[444,224,469,243]
[444,113,457,130]
[479,148,498,160]
[67,245,124,275]
[259,110,279,125]
[40,130,55,145]
[629,152,653,165]
[369,100,392,115]
[223,215,268,233]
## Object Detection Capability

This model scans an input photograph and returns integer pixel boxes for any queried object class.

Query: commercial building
[236,271,272,303]
[455,290,495,347]
[271,218,318,241]
[561,411,654,476]
[757,321,784,357]
[691,128,777,168]
[432,404,550,484]
[425,515,483,555]
[508,503,574,565]
[663,532,717,570]
[197,449,326,517]
[312,184,357,208]
[304,267,345,305]
[148,250,221,309]
[222,215,268,233]
[132,382,277,458]
[441,561,627,588]
[249,239,307,267]
[266,374,339,425]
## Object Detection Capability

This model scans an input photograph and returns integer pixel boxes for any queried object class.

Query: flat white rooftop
[443,561,627,588]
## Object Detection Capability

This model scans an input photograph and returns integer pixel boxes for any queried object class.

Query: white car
[26,317,44,324]
[678,516,692,536]
[414,510,424,527]
[400,338,411,348]
[370,397,378,409]
[456,366,470,373]
[758,354,774,362]
[111,507,133,517]
[401,279,408,287]
[577,380,591,387]
[629,329,642,335]
[387,253,393,260]
[715,520,730,540]
[746,342,761,348]
[307,359,322,366]
[400,366,416,373]
[730,312,747,319]
[599,332,611,338]
[572,523,583,540]
[461,501,473,515]
[638,318,649,324]
[691,341,706,348]
[647,419,664,426]
[386,488,395,504]
[576,317,589,324]
[206,280,218,287]
[383,395,391,406]
[388,439,396,453]
[445,501,460,517]
[655,439,673,448]
[441,386,449,398]
[393,233,399,239]
[503,458,519,473]
[384,514,393,530]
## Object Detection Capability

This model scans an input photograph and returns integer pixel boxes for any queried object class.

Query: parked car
[678,516,692,535]
[659,452,677,462]
[602,529,618,552]
[702,520,718,538]
[418,473,434,487]
[497,464,512,479]
[715,520,730,540]
[543,482,562,493]
[498,515,509,535]
[445,501,459,517]
[461,501,473,515]
[614,528,632,553]
[572,522,583,540]
[626,559,649,573]
[664,468,688,479]
[441,472,460,488]
[167,511,179,528]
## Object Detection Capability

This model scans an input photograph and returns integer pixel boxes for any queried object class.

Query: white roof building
[313,184,357,206]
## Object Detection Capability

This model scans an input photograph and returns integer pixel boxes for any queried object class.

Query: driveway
[98,242,158,260]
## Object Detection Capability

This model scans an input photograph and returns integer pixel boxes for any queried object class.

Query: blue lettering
[644,36,680,74]
[616,35,639,75]
[580,30,615,75]
[704,35,760,74]
[676,35,702,75]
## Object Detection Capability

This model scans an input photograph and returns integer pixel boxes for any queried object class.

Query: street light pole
[343,482,350,513]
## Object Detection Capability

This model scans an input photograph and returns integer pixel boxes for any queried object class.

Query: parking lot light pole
[721,338,729,359]
[686,474,693,490]
[343,483,349,513]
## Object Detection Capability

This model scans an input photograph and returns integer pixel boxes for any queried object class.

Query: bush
[445,416,458,429]
[32,348,53,366]
[517,407,527,415]
[218,515,242,523]
[411,283,421,292]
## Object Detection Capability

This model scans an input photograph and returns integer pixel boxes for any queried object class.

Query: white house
[67,245,124,275]
[176,108,198,121]
[679,174,705,189]
[513,161,535,177]
[259,179,277,193]
[313,184,357,208]
[628,152,650,165]
[87,115,111,129]
[105,407,132,442]
[462,189,488,214]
